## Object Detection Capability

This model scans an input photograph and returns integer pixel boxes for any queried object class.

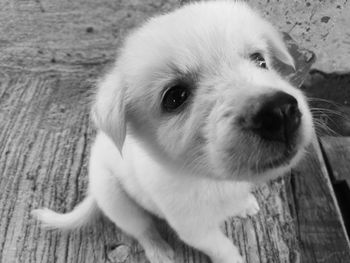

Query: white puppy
[33,1,314,263]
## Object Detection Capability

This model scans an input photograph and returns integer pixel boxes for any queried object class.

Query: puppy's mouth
[250,146,298,173]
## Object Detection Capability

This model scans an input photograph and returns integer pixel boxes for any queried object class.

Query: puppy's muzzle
[243,91,302,147]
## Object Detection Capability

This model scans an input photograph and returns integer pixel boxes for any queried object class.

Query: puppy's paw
[232,255,244,263]
[217,250,244,263]
[230,255,244,263]
[211,244,244,263]
[237,194,260,218]
[144,241,175,263]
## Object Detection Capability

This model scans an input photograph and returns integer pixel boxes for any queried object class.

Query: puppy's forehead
[120,2,270,85]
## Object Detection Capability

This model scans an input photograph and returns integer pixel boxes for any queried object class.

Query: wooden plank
[1,70,349,263]
[320,136,350,242]
[289,139,350,262]
[0,68,118,263]
[320,136,350,186]
[0,68,295,263]
[0,68,281,262]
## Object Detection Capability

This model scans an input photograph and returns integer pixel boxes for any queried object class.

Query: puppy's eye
[162,84,190,113]
[250,52,267,69]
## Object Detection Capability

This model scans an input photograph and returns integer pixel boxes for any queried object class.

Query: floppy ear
[265,30,295,70]
[92,70,126,154]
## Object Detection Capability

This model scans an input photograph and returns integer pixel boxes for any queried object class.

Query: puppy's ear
[92,70,126,153]
[265,30,295,70]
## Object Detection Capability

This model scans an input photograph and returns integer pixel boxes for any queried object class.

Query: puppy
[32,1,314,263]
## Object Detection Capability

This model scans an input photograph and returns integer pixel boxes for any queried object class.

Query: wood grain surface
[320,136,350,239]
[290,139,350,263]
[0,1,350,263]
[321,137,350,186]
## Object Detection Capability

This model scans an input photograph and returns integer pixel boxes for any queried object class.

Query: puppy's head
[93,1,313,182]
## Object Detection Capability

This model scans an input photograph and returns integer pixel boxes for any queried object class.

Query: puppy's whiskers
[308,97,342,107]
[308,98,349,136]
[312,116,340,136]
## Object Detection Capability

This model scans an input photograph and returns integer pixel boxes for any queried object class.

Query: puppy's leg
[176,225,243,263]
[90,166,174,263]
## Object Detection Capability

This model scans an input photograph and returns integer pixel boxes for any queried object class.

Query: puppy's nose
[251,91,301,144]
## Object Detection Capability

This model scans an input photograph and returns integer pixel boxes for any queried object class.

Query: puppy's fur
[33,1,314,263]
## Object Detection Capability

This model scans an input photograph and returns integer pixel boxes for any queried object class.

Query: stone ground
[1,0,349,135]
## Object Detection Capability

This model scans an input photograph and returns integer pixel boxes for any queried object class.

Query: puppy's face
[95,2,313,182]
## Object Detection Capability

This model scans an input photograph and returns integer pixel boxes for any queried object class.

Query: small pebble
[107,244,130,263]
[86,27,94,33]
[320,16,330,23]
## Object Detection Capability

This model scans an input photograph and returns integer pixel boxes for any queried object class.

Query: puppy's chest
[121,138,251,220]
[127,166,249,220]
